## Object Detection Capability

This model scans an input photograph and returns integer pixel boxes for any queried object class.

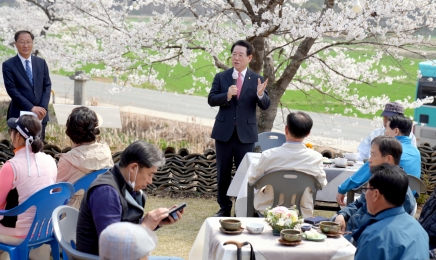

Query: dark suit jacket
[208,68,270,144]
[2,55,51,123]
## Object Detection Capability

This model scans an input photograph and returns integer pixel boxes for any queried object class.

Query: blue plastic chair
[73,168,108,194]
[0,182,74,260]
[255,132,286,152]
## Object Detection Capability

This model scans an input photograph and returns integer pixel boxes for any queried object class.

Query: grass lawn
[54,45,424,119]
[281,49,420,118]
[144,196,336,259]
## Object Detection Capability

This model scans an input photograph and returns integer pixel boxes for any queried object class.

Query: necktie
[25,60,33,86]
[236,72,243,99]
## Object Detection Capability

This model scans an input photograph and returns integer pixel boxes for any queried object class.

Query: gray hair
[119,141,165,169]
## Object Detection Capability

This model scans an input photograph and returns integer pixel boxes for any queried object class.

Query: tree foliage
[1,0,435,131]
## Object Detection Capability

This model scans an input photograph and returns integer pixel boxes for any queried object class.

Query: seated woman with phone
[75,141,185,259]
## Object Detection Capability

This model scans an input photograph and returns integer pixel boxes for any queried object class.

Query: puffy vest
[76,165,146,255]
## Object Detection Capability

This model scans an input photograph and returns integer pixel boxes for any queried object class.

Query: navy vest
[75,165,146,255]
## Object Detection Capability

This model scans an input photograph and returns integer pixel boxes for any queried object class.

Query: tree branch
[213,56,230,70]
[313,56,377,86]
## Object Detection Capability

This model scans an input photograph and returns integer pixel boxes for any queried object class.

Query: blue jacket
[338,136,421,194]
[339,187,416,241]
[354,206,428,260]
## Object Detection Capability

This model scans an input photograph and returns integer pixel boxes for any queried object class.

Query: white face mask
[128,166,138,190]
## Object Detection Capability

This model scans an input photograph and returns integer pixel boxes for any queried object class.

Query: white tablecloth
[227,153,363,217]
[189,217,356,260]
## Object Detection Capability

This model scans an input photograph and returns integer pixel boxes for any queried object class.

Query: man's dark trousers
[215,128,254,211]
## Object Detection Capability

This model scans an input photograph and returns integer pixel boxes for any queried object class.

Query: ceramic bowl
[344,153,358,161]
[246,222,264,234]
[219,219,241,231]
[300,223,312,232]
[334,158,347,167]
[319,221,341,234]
[280,229,302,242]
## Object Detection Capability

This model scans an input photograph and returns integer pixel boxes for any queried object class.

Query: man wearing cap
[99,222,184,260]
[99,222,161,260]
[357,102,417,161]
[336,116,421,206]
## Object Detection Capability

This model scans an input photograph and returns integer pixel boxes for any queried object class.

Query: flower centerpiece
[264,206,303,236]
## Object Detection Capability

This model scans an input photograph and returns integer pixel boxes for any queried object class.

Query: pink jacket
[56,142,113,209]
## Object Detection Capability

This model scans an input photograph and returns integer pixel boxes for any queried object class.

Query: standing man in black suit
[2,30,51,142]
[208,40,270,217]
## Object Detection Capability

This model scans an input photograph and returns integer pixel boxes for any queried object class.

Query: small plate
[219,227,244,234]
[334,164,347,168]
[323,160,333,164]
[278,239,302,246]
[304,233,327,241]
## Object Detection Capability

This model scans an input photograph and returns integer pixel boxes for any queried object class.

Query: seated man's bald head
[286,111,313,139]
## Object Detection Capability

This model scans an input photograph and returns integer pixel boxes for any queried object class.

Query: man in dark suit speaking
[2,30,51,142]
[208,40,270,217]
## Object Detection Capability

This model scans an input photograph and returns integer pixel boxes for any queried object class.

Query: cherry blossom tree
[1,0,435,132]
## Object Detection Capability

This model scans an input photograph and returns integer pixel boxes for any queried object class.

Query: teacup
[334,158,347,167]
[219,219,241,231]
[344,153,358,161]
[319,221,341,234]
[280,229,302,242]
[246,222,264,234]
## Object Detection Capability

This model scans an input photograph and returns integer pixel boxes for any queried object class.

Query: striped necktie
[25,60,33,86]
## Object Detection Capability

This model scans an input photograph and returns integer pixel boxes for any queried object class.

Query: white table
[227,153,363,217]
[189,217,356,260]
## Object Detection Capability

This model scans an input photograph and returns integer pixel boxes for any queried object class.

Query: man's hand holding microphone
[227,71,239,101]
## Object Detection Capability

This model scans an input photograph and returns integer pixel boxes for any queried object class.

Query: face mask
[128,166,138,190]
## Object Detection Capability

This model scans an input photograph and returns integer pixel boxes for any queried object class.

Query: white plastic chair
[410,202,418,217]
[52,205,99,260]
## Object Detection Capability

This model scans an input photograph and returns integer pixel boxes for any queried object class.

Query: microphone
[232,71,238,99]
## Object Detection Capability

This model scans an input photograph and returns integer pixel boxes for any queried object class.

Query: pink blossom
[272,206,288,215]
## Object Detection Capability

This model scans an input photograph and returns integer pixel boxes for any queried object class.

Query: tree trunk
[258,37,317,133]
[250,36,265,74]
[255,0,333,133]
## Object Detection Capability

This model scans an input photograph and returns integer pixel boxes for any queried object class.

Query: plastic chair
[254,132,286,152]
[247,170,322,217]
[52,206,99,260]
[410,203,418,217]
[408,175,427,195]
[0,182,74,260]
[73,168,108,194]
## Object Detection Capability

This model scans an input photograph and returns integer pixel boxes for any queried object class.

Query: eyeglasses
[17,41,33,46]
[361,187,376,194]
[231,53,247,58]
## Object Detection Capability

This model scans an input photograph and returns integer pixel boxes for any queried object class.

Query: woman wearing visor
[0,114,57,259]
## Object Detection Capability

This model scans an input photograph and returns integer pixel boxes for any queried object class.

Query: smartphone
[165,202,187,221]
